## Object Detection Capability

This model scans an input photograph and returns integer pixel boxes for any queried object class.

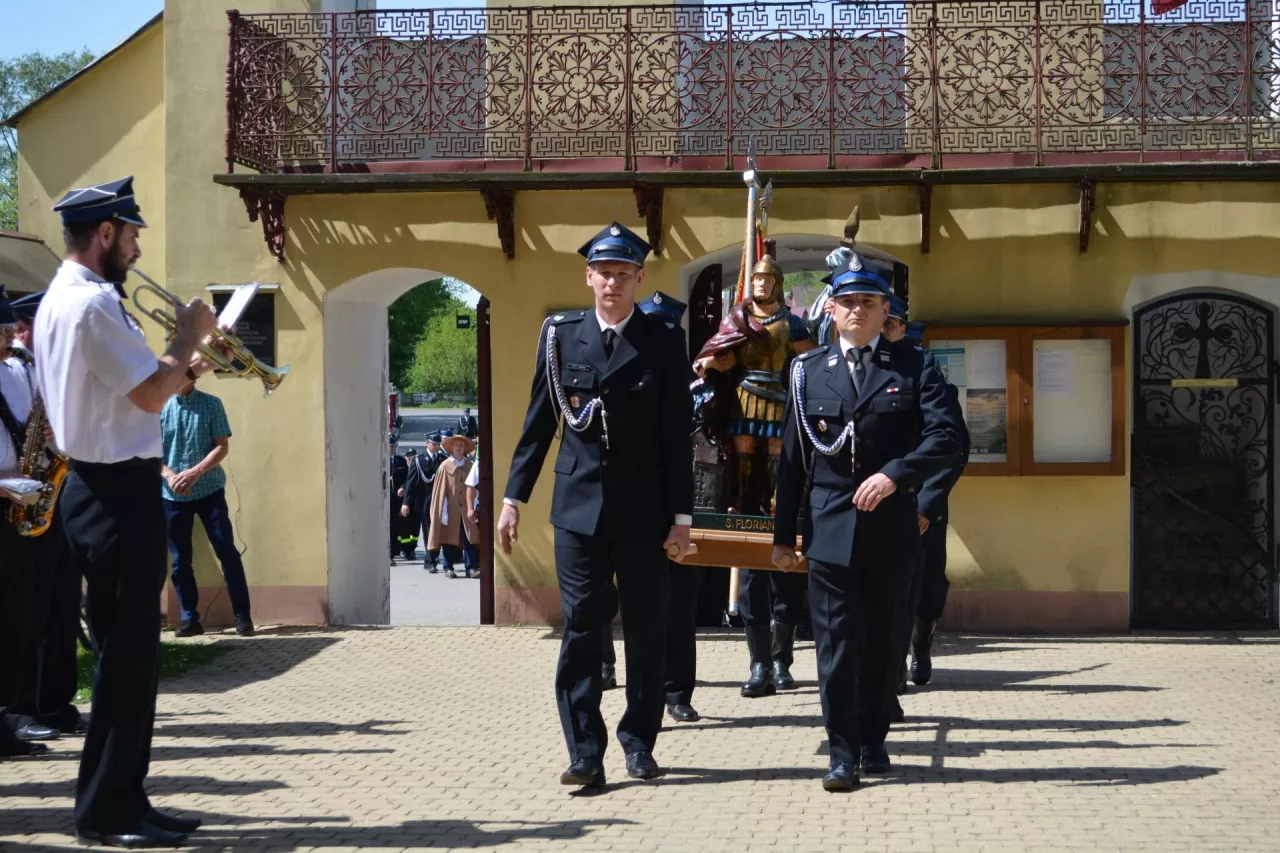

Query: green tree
[387,278,456,390]
[1,50,97,231]
[404,297,477,398]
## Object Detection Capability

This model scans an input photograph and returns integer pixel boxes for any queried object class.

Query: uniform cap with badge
[637,290,687,327]
[52,176,147,228]
[577,221,651,267]
[0,284,16,327]
[828,251,893,299]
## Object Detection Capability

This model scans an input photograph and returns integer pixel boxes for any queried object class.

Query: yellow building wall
[16,20,167,318]
[16,0,1280,629]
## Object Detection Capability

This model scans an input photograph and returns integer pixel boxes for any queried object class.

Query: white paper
[1035,348,1073,399]
[969,340,1006,390]
[217,283,260,330]
[931,347,968,388]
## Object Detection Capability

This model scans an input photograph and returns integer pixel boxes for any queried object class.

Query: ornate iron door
[1132,293,1276,629]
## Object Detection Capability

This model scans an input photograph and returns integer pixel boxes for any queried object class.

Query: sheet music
[217,283,260,330]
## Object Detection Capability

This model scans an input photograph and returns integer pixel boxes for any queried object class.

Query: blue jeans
[163,489,251,623]
[442,528,479,572]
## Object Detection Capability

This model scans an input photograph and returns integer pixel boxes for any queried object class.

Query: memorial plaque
[212,290,277,367]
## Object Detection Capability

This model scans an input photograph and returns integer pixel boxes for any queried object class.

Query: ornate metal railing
[225,1,1280,174]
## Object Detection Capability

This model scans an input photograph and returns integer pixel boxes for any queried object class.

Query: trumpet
[129,268,290,397]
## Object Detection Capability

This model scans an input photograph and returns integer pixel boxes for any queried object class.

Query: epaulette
[796,345,831,361]
[547,309,588,325]
[913,344,925,351]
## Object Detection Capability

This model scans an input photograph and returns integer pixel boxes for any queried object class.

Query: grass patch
[75,640,231,704]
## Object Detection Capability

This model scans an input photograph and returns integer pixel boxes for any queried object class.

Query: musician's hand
[772,545,798,571]
[174,298,217,346]
[399,505,409,518]
[853,473,897,512]
[917,514,930,535]
[498,503,520,555]
[188,353,217,377]
[42,423,54,444]
[663,524,692,561]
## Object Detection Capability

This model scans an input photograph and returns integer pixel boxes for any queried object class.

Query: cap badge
[553,314,564,321]
[653,293,662,304]
[609,224,621,237]
[848,254,863,271]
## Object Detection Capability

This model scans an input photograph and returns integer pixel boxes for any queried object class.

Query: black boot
[741,626,776,697]
[772,622,797,690]
[910,617,936,685]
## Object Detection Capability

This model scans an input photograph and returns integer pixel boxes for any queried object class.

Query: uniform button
[602,388,610,395]
[602,459,609,467]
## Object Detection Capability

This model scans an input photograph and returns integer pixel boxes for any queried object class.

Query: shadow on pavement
[4,816,632,851]
[653,762,1221,788]
[163,636,344,696]
[152,719,411,741]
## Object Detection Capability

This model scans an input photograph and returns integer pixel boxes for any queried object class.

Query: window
[922,324,1126,476]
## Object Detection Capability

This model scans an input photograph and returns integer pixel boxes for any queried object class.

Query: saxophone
[6,350,69,537]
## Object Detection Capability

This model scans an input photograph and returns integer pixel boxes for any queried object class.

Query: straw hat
[442,434,475,456]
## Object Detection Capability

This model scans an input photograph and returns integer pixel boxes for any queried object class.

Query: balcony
[224,1,1280,177]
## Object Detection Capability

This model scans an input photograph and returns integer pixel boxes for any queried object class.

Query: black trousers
[555,526,669,760]
[740,568,807,628]
[0,513,81,731]
[600,562,702,705]
[915,520,950,623]
[808,554,915,765]
[59,459,168,832]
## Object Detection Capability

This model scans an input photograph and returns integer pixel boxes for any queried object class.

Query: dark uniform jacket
[774,338,964,567]
[505,308,694,542]
[404,450,447,515]
[390,454,409,498]
[917,386,970,527]
[457,415,479,439]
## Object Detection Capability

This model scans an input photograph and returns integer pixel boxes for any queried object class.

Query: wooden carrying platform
[668,513,808,572]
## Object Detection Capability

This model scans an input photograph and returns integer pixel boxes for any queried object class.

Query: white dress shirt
[837,334,882,387]
[506,306,692,528]
[0,356,33,473]
[34,261,163,463]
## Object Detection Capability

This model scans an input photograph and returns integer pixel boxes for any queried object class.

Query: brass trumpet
[129,268,289,397]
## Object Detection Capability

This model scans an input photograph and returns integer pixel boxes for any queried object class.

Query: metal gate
[1132,292,1276,629]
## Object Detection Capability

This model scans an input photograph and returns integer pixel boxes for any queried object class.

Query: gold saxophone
[6,350,69,536]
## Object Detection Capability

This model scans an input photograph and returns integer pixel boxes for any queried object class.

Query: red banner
[1152,0,1192,14]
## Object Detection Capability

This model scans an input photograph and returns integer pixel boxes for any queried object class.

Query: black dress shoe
[861,743,891,774]
[822,762,859,792]
[16,724,59,741]
[625,750,663,780]
[740,662,776,698]
[0,738,48,758]
[174,620,203,638]
[560,759,605,788]
[235,616,255,637]
[910,617,936,685]
[76,820,187,848]
[666,703,700,723]
[773,661,797,690]
[601,665,618,691]
[145,808,202,833]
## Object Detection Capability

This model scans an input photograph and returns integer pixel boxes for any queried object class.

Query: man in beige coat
[426,434,480,578]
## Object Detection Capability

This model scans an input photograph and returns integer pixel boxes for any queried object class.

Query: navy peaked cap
[578,221,650,267]
[9,291,43,321]
[887,291,908,323]
[53,176,147,227]
[638,290,686,324]
[829,251,892,298]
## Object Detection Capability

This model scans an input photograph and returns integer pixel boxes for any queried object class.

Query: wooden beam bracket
[480,187,516,259]
[1078,178,1097,252]
[633,183,664,255]
[238,188,286,263]
[917,182,932,254]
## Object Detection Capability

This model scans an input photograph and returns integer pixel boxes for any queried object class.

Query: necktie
[602,327,617,358]
[848,344,870,393]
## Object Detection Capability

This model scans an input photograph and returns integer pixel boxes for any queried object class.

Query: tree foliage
[387,278,456,390]
[404,298,477,398]
[1,50,97,231]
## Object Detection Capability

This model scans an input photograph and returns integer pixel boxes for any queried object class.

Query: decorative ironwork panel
[1132,293,1276,629]
[226,1,1280,173]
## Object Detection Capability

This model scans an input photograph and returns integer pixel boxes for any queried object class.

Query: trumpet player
[1,288,88,748]
[33,176,218,846]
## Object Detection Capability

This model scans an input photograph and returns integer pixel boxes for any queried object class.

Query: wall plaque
[211,289,277,367]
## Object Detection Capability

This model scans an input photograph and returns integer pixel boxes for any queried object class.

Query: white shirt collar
[595,307,635,336]
[60,260,118,296]
[838,334,881,361]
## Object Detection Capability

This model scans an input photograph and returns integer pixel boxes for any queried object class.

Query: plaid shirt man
[160,389,230,501]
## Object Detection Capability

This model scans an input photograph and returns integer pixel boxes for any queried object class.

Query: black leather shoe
[625,750,663,780]
[773,661,797,690]
[16,724,59,742]
[76,820,187,848]
[145,809,202,834]
[771,623,797,689]
[861,743,891,774]
[560,759,605,788]
[666,703,700,723]
[235,616,255,637]
[0,738,48,758]
[602,664,618,691]
[910,618,936,685]
[174,620,203,638]
[822,762,859,792]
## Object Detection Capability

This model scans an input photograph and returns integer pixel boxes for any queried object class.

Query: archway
[323,268,490,626]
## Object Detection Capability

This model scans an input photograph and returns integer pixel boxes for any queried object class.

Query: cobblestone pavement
[3,628,1278,852]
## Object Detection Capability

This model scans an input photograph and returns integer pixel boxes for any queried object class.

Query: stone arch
[324,267,479,626]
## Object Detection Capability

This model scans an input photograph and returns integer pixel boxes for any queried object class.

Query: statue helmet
[751,253,782,284]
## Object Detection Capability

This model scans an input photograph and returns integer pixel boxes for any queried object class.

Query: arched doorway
[1131,289,1277,629]
[323,268,491,626]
